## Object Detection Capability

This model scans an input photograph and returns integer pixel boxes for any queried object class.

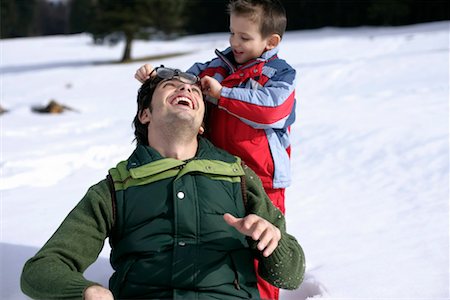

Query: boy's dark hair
[227,0,287,38]
[133,76,164,145]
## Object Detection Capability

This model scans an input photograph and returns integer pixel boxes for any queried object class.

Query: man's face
[229,13,271,64]
[148,78,205,131]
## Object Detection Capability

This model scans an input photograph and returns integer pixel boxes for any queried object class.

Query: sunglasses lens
[156,68,176,79]
[156,67,199,85]
[179,73,199,85]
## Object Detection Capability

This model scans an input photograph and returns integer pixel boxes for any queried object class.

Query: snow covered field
[1,21,449,299]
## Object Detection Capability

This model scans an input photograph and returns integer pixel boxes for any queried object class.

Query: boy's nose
[229,36,238,47]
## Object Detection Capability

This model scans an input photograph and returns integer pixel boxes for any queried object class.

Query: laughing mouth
[173,96,194,109]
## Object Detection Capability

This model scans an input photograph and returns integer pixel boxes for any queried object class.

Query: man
[21,67,305,300]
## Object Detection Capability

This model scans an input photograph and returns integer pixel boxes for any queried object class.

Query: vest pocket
[228,249,259,298]
[109,256,138,298]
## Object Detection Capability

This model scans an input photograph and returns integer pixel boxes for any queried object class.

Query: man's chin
[166,116,201,130]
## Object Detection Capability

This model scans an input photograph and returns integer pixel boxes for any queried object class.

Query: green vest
[108,138,260,299]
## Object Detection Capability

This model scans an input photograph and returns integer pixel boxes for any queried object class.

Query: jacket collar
[127,137,236,170]
[217,46,279,72]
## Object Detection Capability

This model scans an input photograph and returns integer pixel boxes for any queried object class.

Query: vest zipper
[233,278,241,290]
[229,253,241,290]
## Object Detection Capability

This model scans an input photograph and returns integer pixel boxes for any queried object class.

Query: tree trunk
[121,31,133,62]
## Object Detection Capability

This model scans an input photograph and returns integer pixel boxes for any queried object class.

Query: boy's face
[229,13,272,64]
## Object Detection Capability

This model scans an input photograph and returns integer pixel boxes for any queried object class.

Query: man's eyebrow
[159,79,179,86]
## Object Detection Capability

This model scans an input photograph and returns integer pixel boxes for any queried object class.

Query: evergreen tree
[1,0,17,38]
[185,0,228,34]
[68,0,96,34]
[368,0,411,25]
[89,0,187,62]
[35,0,70,35]
[1,0,38,38]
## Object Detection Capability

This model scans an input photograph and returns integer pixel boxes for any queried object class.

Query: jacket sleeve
[218,65,296,129]
[187,60,213,76]
[242,164,305,290]
[20,180,114,300]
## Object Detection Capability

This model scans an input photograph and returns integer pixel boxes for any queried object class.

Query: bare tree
[88,0,188,62]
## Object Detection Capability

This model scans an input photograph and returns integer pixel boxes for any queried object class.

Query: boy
[135,1,296,298]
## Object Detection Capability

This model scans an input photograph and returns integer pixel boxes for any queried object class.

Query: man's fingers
[224,214,281,256]
[223,213,240,228]
[250,221,265,241]
[224,213,258,237]
[256,226,281,257]
[256,229,272,251]
[262,238,279,257]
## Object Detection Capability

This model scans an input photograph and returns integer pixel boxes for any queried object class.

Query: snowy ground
[1,21,449,299]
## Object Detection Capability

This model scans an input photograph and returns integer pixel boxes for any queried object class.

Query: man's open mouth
[173,96,194,109]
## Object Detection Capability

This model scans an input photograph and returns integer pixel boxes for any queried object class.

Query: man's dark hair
[133,76,164,145]
[227,0,287,38]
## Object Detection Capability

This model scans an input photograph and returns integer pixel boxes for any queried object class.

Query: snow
[1,21,449,299]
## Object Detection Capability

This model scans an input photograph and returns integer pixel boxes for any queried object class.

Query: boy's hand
[135,63,155,83]
[201,76,223,99]
[224,213,281,257]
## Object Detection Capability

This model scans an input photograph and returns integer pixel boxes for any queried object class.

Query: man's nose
[178,83,193,92]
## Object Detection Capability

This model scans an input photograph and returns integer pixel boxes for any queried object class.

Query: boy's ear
[138,108,152,124]
[266,34,281,50]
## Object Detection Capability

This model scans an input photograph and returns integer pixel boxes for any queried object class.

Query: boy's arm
[20,180,114,300]
[186,61,210,76]
[242,164,305,289]
[186,58,229,78]
[218,65,296,129]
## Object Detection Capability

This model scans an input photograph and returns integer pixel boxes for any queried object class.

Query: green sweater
[20,160,305,299]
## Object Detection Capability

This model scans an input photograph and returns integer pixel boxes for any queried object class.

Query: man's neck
[148,129,198,161]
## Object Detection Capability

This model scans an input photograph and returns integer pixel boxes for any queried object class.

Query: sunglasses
[151,66,200,85]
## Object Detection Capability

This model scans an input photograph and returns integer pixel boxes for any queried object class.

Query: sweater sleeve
[242,164,305,289]
[20,180,114,300]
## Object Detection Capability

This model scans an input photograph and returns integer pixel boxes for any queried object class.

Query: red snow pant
[255,187,285,300]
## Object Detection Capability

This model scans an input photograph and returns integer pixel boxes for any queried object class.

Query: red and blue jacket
[187,46,296,189]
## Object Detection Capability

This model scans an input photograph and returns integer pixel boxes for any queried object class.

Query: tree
[89,0,188,62]
[368,0,411,25]
[185,0,228,34]
[1,0,38,38]
[35,0,70,35]
[68,0,96,34]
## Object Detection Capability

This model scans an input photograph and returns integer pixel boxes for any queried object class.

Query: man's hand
[201,76,223,99]
[134,63,155,83]
[224,213,281,257]
[84,285,114,300]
